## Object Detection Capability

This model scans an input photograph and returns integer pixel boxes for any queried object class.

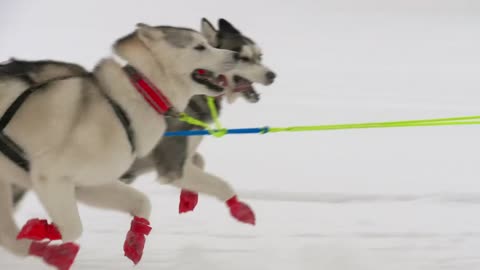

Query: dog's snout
[266,71,276,83]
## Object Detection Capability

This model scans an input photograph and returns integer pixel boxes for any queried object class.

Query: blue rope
[164,127,269,137]
[166,115,480,137]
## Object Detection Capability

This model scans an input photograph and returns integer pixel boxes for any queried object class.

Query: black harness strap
[0,78,136,172]
[0,85,41,171]
[105,96,136,153]
[0,86,39,131]
[0,133,29,171]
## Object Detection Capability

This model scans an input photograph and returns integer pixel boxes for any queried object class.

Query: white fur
[0,23,237,255]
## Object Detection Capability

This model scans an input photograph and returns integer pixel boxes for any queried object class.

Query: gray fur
[160,27,195,48]
[216,18,255,50]
[0,58,87,84]
[116,26,196,49]
[122,95,221,181]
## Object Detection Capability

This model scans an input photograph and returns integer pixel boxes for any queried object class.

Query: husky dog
[10,19,276,226]
[0,23,237,268]
[123,18,276,225]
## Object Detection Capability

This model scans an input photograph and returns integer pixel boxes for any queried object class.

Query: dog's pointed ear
[201,18,218,46]
[218,18,241,35]
[136,23,163,42]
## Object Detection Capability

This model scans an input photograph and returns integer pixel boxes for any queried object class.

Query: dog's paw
[226,196,256,225]
[124,216,151,265]
[29,241,80,270]
[179,189,199,213]
[17,219,61,241]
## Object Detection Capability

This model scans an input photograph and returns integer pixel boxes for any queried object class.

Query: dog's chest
[132,114,167,158]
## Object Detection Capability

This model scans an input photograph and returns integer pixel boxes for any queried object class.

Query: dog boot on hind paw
[17,218,62,241]
[124,216,152,265]
[179,189,199,213]
[29,241,80,270]
[226,196,256,225]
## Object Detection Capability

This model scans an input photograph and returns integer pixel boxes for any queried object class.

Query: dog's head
[135,23,238,97]
[201,18,276,104]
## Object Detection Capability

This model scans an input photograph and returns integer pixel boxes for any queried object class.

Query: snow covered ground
[1,0,480,269]
[7,186,480,270]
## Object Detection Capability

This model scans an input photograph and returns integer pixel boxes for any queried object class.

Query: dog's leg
[171,160,256,225]
[191,152,205,169]
[172,159,234,200]
[0,180,78,269]
[28,174,81,242]
[76,181,151,218]
[76,181,152,265]
[174,152,206,213]
[18,173,81,269]
[0,180,31,256]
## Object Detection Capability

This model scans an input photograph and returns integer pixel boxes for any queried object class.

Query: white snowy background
[1,0,480,269]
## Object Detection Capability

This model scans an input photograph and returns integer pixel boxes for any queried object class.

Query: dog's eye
[194,44,206,51]
[240,57,251,62]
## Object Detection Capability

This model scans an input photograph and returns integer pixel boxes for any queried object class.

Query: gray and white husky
[124,18,276,223]
[10,18,276,226]
[0,22,237,265]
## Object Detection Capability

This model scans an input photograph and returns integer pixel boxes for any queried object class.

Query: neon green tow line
[268,115,480,133]
[174,99,480,137]
[178,97,226,137]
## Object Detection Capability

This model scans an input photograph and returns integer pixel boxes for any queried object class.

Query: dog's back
[1,59,88,206]
[0,59,88,85]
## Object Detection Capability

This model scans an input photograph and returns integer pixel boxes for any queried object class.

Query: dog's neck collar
[111,53,178,117]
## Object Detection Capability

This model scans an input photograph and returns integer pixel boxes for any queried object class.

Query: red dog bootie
[29,241,80,270]
[17,218,62,241]
[179,189,199,213]
[226,196,256,225]
[124,216,152,265]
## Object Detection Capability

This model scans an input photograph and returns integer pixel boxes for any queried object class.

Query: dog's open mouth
[191,69,227,92]
[233,75,260,103]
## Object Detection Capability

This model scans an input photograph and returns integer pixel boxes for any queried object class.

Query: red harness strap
[123,65,174,115]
